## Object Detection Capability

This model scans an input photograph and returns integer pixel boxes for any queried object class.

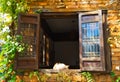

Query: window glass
[82,22,100,57]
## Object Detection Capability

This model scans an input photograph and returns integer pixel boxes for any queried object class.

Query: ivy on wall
[0,0,29,81]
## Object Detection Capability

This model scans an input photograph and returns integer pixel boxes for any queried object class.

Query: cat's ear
[66,65,69,68]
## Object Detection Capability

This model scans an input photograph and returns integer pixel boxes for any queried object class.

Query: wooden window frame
[16,10,111,72]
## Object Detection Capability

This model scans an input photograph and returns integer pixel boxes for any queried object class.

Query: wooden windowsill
[39,69,81,73]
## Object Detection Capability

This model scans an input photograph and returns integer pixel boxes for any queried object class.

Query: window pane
[19,23,37,57]
[82,22,100,57]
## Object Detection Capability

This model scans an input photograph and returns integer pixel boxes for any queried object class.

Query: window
[79,10,111,72]
[16,10,111,72]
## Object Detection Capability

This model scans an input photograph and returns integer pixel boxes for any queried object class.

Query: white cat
[53,63,69,71]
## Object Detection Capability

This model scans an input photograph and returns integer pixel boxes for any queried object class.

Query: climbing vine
[0,0,29,81]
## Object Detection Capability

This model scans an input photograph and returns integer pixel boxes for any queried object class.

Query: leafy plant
[29,71,49,82]
[0,0,29,20]
[116,77,120,82]
[110,71,116,78]
[56,71,72,82]
[16,70,96,82]
[0,0,29,37]
[0,35,25,82]
[0,0,29,81]
[29,71,41,81]
[81,72,95,82]
[110,71,120,82]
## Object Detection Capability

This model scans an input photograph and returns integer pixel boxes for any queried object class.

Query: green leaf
[110,71,116,77]
[16,35,22,41]
[116,77,120,82]
[29,72,33,78]
[8,67,13,74]
[20,80,24,82]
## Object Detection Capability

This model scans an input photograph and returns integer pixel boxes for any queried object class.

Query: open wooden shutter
[38,15,54,68]
[79,10,111,72]
[16,14,40,69]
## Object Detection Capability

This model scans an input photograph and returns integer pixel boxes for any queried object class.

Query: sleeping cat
[53,63,69,71]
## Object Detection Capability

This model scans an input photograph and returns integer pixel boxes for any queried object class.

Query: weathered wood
[79,10,111,72]
[16,14,40,69]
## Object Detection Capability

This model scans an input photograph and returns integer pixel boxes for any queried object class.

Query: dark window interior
[40,13,79,69]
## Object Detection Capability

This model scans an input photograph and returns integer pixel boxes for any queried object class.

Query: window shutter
[16,14,40,69]
[39,17,55,68]
[39,33,50,68]
[79,10,111,72]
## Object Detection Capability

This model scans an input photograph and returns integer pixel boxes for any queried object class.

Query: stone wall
[27,0,120,12]
[22,0,120,82]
